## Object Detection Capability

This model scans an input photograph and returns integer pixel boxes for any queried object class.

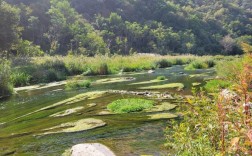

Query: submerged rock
[192,82,201,86]
[95,77,135,84]
[139,83,184,90]
[148,113,178,120]
[108,90,174,99]
[148,70,155,73]
[70,143,115,156]
[146,102,177,112]
[50,107,84,117]
[14,81,67,92]
[42,118,106,135]
[129,79,168,85]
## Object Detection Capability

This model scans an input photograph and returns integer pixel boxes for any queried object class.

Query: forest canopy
[1,0,252,56]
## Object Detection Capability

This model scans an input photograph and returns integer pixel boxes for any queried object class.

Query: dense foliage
[167,43,252,155]
[0,0,251,56]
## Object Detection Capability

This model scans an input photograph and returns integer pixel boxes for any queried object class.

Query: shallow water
[0,66,215,155]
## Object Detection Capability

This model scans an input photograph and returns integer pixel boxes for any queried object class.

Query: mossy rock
[146,102,177,112]
[50,107,84,117]
[189,74,209,78]
[95,77,135,84]
[148,113,177,120]
[98,110,115,115]
[139,83,184,90]
[42,118,106,135]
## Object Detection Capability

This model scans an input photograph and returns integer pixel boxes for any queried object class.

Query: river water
[0,65,215,155]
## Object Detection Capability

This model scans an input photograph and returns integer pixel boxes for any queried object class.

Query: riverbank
[0,54,240,98]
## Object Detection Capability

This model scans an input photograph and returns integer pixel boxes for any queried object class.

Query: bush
[65,80,91,90]
[0,60,13,97]
[204,59,215,68]
[154,59,172,68]
[204,79,231,93]
[45,69,66,82]
[11,72,31,87]
[156,76,166,80]
[107,98,154,113]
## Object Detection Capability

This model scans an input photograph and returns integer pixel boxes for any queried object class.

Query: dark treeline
[1,0,252,56]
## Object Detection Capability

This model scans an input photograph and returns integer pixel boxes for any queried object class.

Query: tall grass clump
[65,79,91,90]
[154,59,172,68]
[11,72,31,87]
[185,58,216,70]
[0,60,13,97]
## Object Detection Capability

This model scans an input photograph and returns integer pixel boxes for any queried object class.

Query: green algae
[107,99,154,113]
[42,118,106,135]
[139,83,184,90]
[6,91,107,123]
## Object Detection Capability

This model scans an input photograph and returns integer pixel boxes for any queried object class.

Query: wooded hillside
[2,0,252,56]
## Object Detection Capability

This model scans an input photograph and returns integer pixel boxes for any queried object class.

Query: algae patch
[7,91,106,123]
[42,118,106,135]
[148,113,177,120]
[107,98,154,113]
[139,83,184,90]
[95,77,135,84]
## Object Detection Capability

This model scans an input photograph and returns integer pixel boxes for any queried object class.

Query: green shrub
[204,79,231,93]
[154,59,172,68]
[156,76,166,80]
[11,72,31,87]
[65,80,91,90]
[107,98,154,113]
[45,69,66,83]
[0,60,13,97]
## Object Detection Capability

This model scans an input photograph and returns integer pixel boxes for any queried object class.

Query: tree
[220,35,237,54]
[0,1,20,55]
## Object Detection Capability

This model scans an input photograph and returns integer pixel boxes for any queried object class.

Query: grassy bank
[10,55,199,87]
[0,54,239,98]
